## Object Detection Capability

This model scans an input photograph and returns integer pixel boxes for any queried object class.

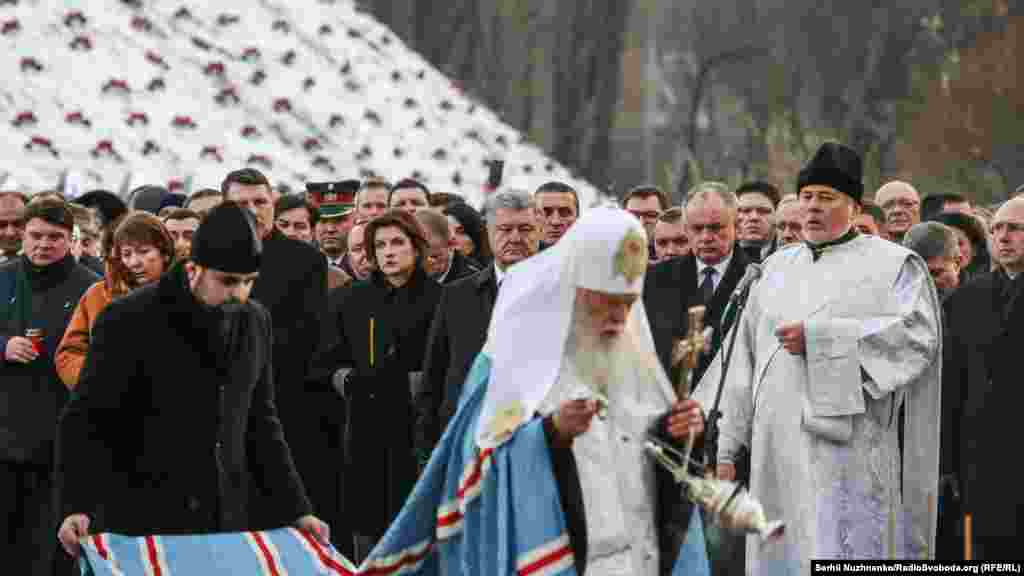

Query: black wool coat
[319,265,442,539]
[440,251,481,285]
[949,271,1024,540]
[415,266,497,456]
[248,231,332,530]
[0,255,97,463]
[55,263,311,535]
[642,247,751,388]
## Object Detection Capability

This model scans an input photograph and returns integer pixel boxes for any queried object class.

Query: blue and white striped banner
[79,527,357,576]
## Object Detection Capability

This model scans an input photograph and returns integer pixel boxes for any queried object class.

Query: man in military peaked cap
[56,202,327,556]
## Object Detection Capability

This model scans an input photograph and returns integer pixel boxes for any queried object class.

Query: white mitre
[476,206,676,448]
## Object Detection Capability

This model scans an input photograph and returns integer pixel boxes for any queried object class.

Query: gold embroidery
[487,401,525,443]
[613,228,648,283]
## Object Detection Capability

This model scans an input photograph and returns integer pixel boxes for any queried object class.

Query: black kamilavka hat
[797,142,864,203]
[190,201,262,273]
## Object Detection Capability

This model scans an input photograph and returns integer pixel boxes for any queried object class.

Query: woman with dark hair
[319,208,442,559]
[56,211,175,389]
[444,201,491,267]
[929,211,991,284]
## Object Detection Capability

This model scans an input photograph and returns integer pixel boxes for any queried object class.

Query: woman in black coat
[320,209,442,551]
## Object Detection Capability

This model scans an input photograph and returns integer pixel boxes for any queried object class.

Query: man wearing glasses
[623,185,669,259]
[875,180,921,243]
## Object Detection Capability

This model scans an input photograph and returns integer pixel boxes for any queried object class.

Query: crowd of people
[0,139,1021,574]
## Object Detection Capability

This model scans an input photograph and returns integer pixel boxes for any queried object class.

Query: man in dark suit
[642,181,750,576]
[951,196,1024,560]
[643,182,751,389]
[219,170,338,544]
[0,200,98,573]
[415,191,539,460]
[56,203,325,557]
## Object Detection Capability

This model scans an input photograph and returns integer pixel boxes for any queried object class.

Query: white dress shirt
[695,251,733,294]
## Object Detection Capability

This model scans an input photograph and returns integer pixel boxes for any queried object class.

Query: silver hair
[483,190,534,223]
[903,222,958,261]
[685,181,738,210]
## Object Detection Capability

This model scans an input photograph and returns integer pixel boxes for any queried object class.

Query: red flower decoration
[204,62,225,76]
[272,98,292,113]
[200,146,224,163]
[171,116,197,129]
[102,78,130,93]
[64,11,87,28]
[12,111,37,127]
[66,111,91,126]
[126,112,149,126]
[20,57,43,72]
[2,19,21,35]
[247,154,272,168]
[70,35,92,51]
[131,16,152,32]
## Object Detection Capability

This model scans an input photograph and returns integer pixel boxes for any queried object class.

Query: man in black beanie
[56,202,327,557]
[701,142,943,569]
[218,169,344,551]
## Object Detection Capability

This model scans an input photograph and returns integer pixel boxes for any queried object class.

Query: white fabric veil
[476,206,677,448]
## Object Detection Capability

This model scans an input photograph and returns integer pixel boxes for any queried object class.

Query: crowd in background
[1,162,1022,572]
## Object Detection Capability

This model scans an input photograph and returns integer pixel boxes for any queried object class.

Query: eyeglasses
[628,209,661,221]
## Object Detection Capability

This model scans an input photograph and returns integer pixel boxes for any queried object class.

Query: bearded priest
[695,142,942,574]
[359,207,710,575]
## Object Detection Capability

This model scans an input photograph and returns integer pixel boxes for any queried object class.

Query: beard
[566,310,637,398]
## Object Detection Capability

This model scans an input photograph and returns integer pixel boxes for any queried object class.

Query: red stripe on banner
[360,543,433,576]
[251,532,282,576]
[144,536,162,576]
[455,448,493,500]
[434,448,494,530]
[92,534,109,560]
[436,509,462,527]
[517,544,573,576]
[297,529,353,576]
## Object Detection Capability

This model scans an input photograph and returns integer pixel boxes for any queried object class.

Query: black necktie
[699,267,715,304]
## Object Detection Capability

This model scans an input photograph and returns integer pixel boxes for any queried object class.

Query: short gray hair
[903,222,958,261]
[685,181,737,210]
[483,190,534,223]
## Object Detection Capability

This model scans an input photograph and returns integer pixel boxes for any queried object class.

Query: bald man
[949,196,1024,560]
[774,195,804,247]
[875,181,921,242]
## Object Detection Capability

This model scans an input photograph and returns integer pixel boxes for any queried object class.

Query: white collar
[494,262,507,286]
[437,251,455,283]
[696,250,733,281]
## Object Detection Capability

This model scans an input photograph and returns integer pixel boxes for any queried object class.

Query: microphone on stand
[705,263,762,479]
[729,263,763,303]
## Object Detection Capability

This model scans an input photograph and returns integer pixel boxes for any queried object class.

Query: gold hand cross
[672,305,711,398]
